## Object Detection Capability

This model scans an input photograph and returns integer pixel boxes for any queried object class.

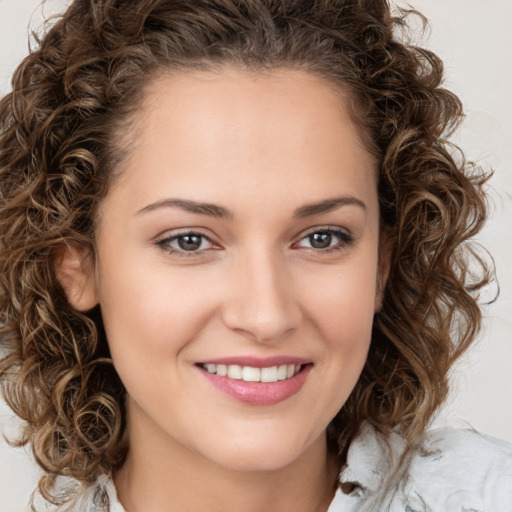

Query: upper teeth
[202,364,301,383]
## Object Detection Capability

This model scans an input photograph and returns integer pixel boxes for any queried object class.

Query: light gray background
[0,1,511,510]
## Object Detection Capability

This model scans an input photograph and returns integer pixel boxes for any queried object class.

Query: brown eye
[309,232,332,249]
[177,234,203,251]
[157,231,216,254]
[295,228,354,252]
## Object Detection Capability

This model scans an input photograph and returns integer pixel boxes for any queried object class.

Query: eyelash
[156,231,218,257]
[294,227,354,254]
[156,227,354,257]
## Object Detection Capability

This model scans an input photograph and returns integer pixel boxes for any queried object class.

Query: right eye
[156,231,217,255]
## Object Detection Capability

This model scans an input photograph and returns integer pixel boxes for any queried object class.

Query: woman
[0,0,511,511]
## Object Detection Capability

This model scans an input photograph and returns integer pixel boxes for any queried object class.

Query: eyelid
[155,228,221,254]
[153,225,355,256]
[292,225,355,250]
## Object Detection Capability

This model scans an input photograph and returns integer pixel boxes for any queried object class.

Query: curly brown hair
[0,0,491,503]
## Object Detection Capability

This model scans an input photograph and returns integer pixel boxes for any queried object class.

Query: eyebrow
[294,196,367,218]
[137,195,366,218]
[137,198,234,218]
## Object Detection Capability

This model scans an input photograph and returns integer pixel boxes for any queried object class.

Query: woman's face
[82,69,386,472]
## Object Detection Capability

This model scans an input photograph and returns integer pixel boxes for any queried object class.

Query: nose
[221,249,302,343]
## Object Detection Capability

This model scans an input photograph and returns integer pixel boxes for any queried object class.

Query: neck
[114,402,339,512]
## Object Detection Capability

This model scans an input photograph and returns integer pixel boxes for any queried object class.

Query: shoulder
[29,473,124,512]
[27,425,512,512]
[332,422,512,512]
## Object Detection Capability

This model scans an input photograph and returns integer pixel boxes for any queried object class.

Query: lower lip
[198,365,312,405]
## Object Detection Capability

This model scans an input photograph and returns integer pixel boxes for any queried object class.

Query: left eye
[296,229,352,250]
[158,232,214,253]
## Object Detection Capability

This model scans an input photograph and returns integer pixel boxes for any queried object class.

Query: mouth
[195,359,312,405]
[198,362,305,383]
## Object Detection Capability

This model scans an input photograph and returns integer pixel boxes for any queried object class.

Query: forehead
[104,69,378,218]
[136,68,371,160]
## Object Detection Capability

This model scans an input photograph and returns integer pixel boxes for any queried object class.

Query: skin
[60,69,388,512]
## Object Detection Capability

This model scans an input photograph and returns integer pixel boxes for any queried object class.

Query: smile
[196,359,312,405]
[200,363,302,383]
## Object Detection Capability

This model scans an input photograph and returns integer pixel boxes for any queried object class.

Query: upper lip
[197,356,311,367]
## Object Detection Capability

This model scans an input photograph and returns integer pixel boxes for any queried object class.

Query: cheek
[294,260,377,427]
[301,258,379,347]
[97,260,222,367]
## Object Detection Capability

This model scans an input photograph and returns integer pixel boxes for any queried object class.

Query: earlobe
[54,242,98,311]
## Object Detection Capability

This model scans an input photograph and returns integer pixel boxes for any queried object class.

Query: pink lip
[198,356,310,367]
[197,362,312,406]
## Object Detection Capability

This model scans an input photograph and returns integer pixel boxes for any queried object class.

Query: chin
[211,450,303,473]
[195,428,325,473]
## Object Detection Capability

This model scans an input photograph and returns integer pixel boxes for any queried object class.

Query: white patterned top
[31,423,512,512]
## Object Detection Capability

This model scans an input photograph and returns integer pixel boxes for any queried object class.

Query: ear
[54,242,98,311]
[374,229,392,312]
